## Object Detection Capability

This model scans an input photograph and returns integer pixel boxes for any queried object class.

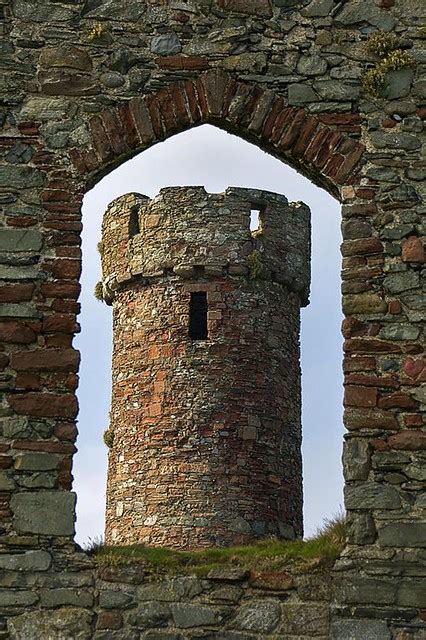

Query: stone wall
[0,0,424,637]
[101,187,310,547]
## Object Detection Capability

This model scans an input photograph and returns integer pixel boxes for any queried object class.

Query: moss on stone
[94,281,104,302]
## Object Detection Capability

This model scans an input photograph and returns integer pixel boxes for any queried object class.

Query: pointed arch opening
[73,123,344,546]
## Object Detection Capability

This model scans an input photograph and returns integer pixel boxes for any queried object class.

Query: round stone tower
[100,186,311,549]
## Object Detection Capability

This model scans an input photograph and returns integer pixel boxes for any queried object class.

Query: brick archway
[69,70,365,199]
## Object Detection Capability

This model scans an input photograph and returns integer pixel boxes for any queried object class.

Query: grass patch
[89,512,346,576]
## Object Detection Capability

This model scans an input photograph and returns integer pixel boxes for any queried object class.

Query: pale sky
[73,124,344,547]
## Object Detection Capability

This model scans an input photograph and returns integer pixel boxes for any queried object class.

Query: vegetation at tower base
[101,186,311,549]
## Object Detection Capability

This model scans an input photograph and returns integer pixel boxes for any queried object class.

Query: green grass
[88,512,346,576]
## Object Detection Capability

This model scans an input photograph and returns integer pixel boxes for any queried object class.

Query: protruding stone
[39,46,93,71]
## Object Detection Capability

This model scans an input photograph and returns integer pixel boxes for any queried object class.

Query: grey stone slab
[7,608,93,640]
[344,482,401,510]
[232,600,281,633]
[0,304,41,318]
[0,229,43,253]
[171,603,227,628]
[377,521,426,547]
[10,491,76,536]
[331,618,390,640]
[0,550,51,571]
[0,166,45,189]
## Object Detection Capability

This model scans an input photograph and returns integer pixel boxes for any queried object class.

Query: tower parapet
[101,186,311,548]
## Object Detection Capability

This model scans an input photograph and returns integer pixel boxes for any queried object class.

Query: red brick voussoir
[68,70,365,195]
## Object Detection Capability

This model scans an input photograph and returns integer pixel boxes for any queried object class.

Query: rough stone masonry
[0,0,424,637]
[101,186,311,548]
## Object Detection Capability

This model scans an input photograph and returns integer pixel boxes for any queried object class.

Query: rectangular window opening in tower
[250,208,261,232]
[189,292,208,341]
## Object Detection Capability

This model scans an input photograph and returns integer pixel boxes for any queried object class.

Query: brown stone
[54,423,78,442]
[403,358,425,380]
[344,385,378,408]
[0,284,35,303]
[249,570,294,590]
[11,349,79,372]
[388,431,426,450]
[402,236,424,263]
[12,440,76,453]
[0,322,36,344]
[155,56,210,71]
[344,338,402,354]
[378,392,419,410]
[342,293,387,315]
[341,238,383,256]
[344,408,399,431]
[39,45,93,71]
[7,393,78,419]
[42,314,79,334]
[96,611,123,630]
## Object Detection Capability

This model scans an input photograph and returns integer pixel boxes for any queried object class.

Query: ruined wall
[0,0,424,637]
[101,187,310,548]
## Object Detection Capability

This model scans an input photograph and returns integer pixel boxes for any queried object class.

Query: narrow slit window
[250,208,260,232]
[128,207,140,238]
[189,292,208,341]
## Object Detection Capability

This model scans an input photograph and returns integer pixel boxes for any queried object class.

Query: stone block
[346,512,376,544]
[0,589,38,607]
[7,608,93,640]
[151,34,181,56]
[377,521,426,547]
[127,602,171,629]
[344,482,401,510]
[233,600,281,633]
[331,618,390,640]
[99,589,135,609]
[0,166,45,189]
[336,578,396,605]
[0,550,51,571]
[279,603,330,635]
[343,439,371,481]
[14,453,61,471]
[171,603,228,628]
[397,580,426,608]
[10,491,76,536]
[40,588,94,608]
[0,229,43,253]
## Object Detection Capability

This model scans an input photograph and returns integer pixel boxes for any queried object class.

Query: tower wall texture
[101,187,311,548]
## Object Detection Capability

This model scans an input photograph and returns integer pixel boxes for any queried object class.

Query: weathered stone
[337,577,396,605]
[377,522,426,547]
[99,589,135,609]
[0,589,38,607]
[10,491,76,536]
[383,271,420,294]
[384,69,415,100]
[315,80,360,100]
[82,0,146,20]
[288,84,318,104]
[5,142,34,164]
[301,0,334,17]
[0,229,42,253]
[296,575,331,601]
[127,602,171,628]
[335,3,395,30]
[40,588,93,608]
[100,72,125,88]
[370,131,421,151]
[8,608,93,640]
[40,73,100,97]
[0,304,41,318]
[151,33,182,56]
[233,600,281,633]
[346,512,376,544]
[39,46,93,71]
[279,603,330,635]
[331,618,391,640]
[343,293,387,315]
[0,550,51,571]
[344,483,401,510]
[0,166,45,189]
[379,325,420,342]
[171,603,226,628]
[12,0,76,22]
[397,580,426,607]
[343,439,371,481]
[14,453,61,471]
[219,0,272,16]
[0,471,15,490]
[222,53,266,72]
[342,219,372,240]
[297,55,327,76]
[250,570,293,591]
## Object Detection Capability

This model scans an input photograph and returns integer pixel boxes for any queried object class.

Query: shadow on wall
[73,124,343,546]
